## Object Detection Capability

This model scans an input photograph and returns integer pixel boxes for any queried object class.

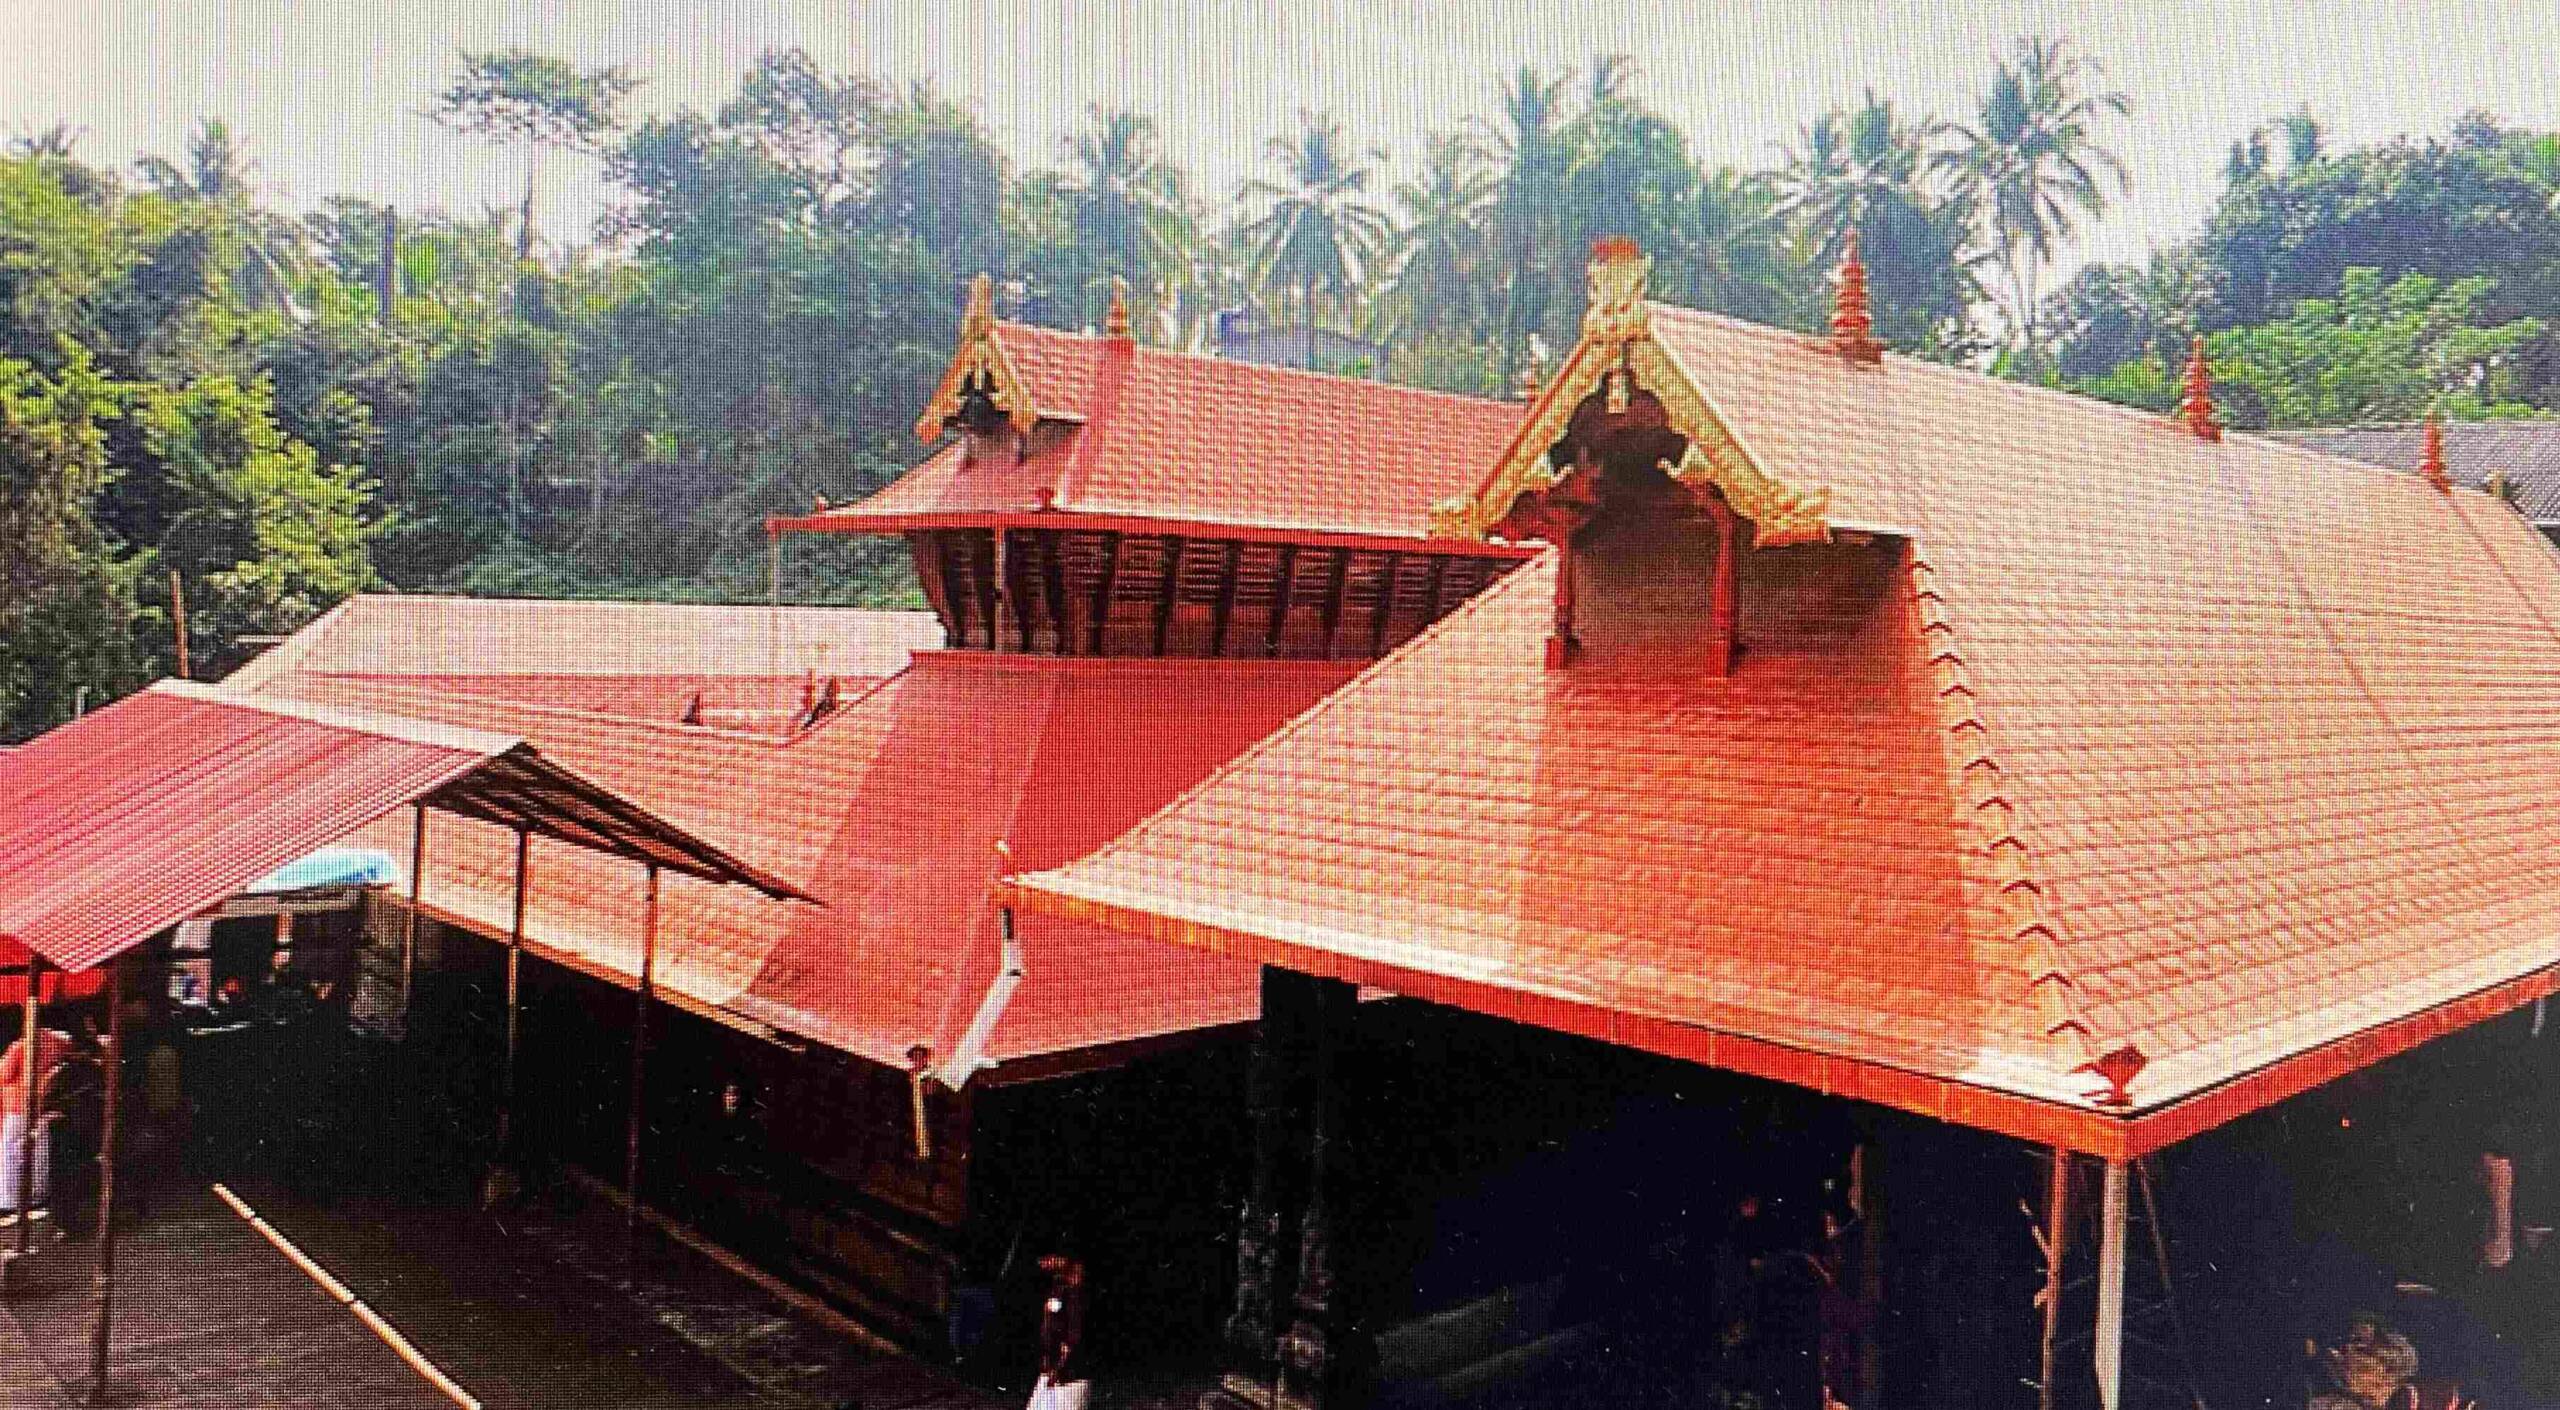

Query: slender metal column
[400,805,426,1017]
[85,959,125,1406]
[2094,1159,2129,1410]
[622,863,661,1267]
[14,957,44,1262]
[496,828,530,1154]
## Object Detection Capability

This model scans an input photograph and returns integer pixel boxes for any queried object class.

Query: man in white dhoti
[1026,1253,1090,1410]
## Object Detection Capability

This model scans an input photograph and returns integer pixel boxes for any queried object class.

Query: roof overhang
[0,681,812,973]
[1002,874,2560,1161]
[765,505,1541,558]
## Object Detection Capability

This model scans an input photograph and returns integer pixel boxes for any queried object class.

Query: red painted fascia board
[765,508,1540,560]
[997,878,2146,1160]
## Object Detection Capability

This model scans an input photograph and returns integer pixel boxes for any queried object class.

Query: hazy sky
[8,1,2558,277]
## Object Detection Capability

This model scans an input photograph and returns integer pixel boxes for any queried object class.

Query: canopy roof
[0,681,808,972]
[1008,269,2560,1159]
[769,303,1524,547]
[241,649,1358,1076]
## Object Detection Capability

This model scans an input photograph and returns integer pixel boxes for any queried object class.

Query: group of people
[0,1010,99,1226]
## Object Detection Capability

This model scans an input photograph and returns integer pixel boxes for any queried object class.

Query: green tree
[1774,92,1981,355]
[1242,111,1392,364]
[432,50,639,262]
[0,347,142,738]
[1945,37,2129,369]
[1064,107,1200,336]
[2075,267,2545,428]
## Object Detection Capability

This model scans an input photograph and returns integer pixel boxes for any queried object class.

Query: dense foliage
[7,38,2560,738]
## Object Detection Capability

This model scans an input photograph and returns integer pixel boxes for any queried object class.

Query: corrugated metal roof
[2277,420,2560,522]
[0,682,806,972]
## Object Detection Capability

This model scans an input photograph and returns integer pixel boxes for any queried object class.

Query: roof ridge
[1645,303,2520,502]
[996,319,1517,412]
[1905,554,2110,1088]
[279,673,805,750]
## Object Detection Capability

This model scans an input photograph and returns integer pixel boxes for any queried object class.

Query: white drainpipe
[938,902,1026,1088]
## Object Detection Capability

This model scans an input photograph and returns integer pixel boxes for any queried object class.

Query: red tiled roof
[230,595,939,689]
[774,323,1523,544]
[246,652,1360,1072]
[1010,303,2560,1157]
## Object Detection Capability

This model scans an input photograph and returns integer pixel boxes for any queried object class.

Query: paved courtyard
[0,1175,1010,1410]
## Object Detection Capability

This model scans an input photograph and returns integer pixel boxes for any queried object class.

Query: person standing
[1027,1253,1090,1410]
[0,1020,71,1217]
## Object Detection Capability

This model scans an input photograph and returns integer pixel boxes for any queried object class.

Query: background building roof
[2278,420,2560,523]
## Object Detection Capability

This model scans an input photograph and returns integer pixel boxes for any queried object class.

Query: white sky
[6,0,2558,275]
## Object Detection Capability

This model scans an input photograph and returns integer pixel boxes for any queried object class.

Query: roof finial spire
[1103,275,1132,342]
[962,272,996,339]
[2178,336,2221,442]
[1829,229,1883,365]
[2419,407,2452,493]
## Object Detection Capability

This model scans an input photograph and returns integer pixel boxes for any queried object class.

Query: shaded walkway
[0,1177,1012,1409]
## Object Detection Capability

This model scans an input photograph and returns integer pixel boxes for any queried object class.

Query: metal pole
[14,957,44,1261]
[401,806,426,1018]
[86,959,125,1406]
[2095,1158,2129,1410]
[2038,1148,2072,1410]
[622,864,660,1268]
[496,828,529,1155]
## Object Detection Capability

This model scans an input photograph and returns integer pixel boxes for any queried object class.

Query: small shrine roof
[772,319,1525,547]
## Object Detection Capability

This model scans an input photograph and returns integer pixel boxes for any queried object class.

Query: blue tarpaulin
[243,846,400,894]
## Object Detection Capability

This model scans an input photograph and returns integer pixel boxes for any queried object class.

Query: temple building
[1004,241,2560,1408]
[219,277,1528,1353]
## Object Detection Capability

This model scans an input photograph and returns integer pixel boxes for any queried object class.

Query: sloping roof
[226,596,943,734]
[229,595,939,688]
[1010,300,2560,1158]
[771,322,1524,545]
[2277,420,2560,522]
[0,681,803,972]
[243,652,1360,1073]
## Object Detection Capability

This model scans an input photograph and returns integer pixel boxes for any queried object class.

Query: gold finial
[1103,276,1132,341]
[1582,236,1652,342]
[2419,409,2451,493]
[2178,337,2221,442]
[2489,463,2512,502]
[1829,230,1883,364]
[962,272,996,339]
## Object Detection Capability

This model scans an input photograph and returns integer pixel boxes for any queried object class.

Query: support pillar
[2037,1148,2073,1410]
[85,958,124,1407]
[496,828,530,1156]
[2094,1159,2129,1410]
[1222,966,1299,1366]
[13,956,46,1269]
[400,805,426,1023]
[1276,976,1360,1409]
[622,863,661,1269]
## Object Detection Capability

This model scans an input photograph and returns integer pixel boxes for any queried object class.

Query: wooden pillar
[622,863,661,1267]
[2038,1148,2073,1410]
[85,959,124,1407]
[1277,976,1359,1407]
[1152,536,1186,656]
[14,956,44,1260]
[1367,554,1402,656]
[1317,549,1352,659]
[1209,541,1246,657]
[1086,531,1123,656]
[1708,508,1739,676]
[400,805,426,1019]
[2094,1158,2129,1410]
[1264,544,1300,657]
[496,827,530,1155]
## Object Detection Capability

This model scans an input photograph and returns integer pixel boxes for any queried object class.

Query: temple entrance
[1227,991,2058,1410]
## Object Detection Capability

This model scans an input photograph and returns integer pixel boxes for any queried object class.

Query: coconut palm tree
[1064,107,1200,335]
[1944,36,2130,366]
[1241,111,1392,365]
[1774,93,1982,355]
[136,119,312,319]
[1481,66,1574,372]
[1381,132,1497,340]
